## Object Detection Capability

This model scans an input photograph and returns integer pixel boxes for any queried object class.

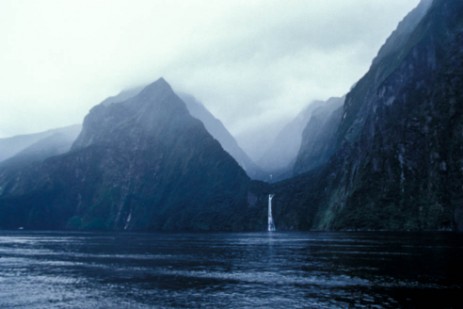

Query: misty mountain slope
[0,125,80,162]
[337,0,434,143]
[100,87,144,106]
[258,97,343,180]
[258,101,324,174]
[90,86,265,179]
[0,125,81,168]
[323,0,463,231]
[293,97,344,175]
[0,78,266,231]
[275,0,463,231]
[179,93,264,179]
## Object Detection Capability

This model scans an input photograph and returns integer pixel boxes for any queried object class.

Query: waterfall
[268,194,276,232]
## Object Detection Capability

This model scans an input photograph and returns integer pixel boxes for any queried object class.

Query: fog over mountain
[0,125,81,163]
[275,0,463,231]
[258,97,344,180]
[1,0,419,150]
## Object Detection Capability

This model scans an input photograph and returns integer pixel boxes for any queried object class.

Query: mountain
[90,87,264,179]
[258,97,343,181]
[0,78,267,231]
[293,97,344,175]
[0,125,81,168]
[274,0,463,231]
[179,93,264,179]
[257,101,323,178]
[0,125,80,163]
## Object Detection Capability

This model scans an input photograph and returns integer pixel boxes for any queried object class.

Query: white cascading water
[268,194,276,232]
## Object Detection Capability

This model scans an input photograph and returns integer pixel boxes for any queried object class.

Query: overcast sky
[1,0,420,156]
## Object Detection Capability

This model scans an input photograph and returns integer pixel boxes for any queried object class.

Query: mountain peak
[72,77,190,150]
[141,77,171,93]
[132,77,175,103]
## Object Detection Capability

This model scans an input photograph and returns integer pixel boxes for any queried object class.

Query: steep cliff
[324,0,463,231]
[258,100,324,179]
[0,125,81,168]
[275,0,463,231]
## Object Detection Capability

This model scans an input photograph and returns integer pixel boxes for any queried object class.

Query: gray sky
[0,0,420,156]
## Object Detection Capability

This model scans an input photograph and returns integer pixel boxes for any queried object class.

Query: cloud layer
[0,0,419,157]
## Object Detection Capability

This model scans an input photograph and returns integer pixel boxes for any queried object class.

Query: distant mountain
[293,97,344,175]
[275,0,463,231]
[258,97,343,180]
[179,93,264,179]
[0,78,266,231]
[0,125,81,168]
[0,125,80,163]
[100,87,144,106]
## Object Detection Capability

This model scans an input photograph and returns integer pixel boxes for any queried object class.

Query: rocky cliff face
[323,0,463,231]
[0,78,264,231]
[85,86,264,180]
[275,0,463,231]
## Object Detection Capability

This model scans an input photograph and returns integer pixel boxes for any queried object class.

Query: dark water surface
[0,231,462,308]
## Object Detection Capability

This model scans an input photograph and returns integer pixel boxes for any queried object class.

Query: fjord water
[0,232,462,308]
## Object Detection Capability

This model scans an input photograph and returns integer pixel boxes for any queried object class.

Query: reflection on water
[0,231,462,308]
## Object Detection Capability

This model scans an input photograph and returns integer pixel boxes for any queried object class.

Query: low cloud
[0,0,420,157]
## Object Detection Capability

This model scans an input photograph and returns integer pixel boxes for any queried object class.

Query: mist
[1,0,420,160]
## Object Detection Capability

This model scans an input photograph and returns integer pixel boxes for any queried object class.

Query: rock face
[0,78,263,231]
[275,0,463,231]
